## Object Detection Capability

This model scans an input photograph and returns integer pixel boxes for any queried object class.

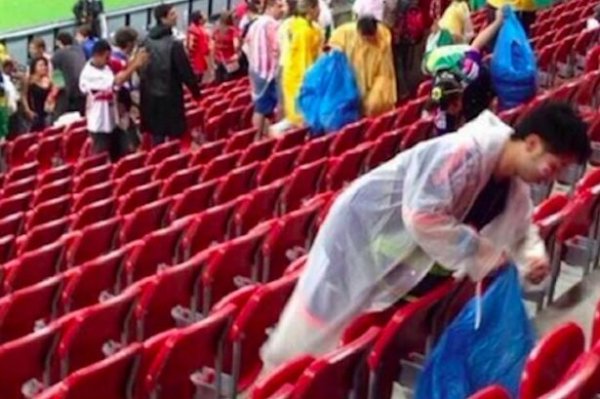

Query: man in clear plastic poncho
[261,102,591,372]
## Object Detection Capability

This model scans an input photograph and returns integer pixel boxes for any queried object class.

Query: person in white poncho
[261,102,591,373]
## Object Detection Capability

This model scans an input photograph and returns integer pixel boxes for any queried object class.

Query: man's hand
[525,257,550,284]
[132,48,149,69]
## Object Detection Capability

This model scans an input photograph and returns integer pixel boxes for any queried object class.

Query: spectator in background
[1,60,20,139]
[79,40,147,160]
[329,15,397,117]
[213,12,242,83]
[22,57,58,132]
[28,37,52,73]
[318,0,334,40]
[139,4,200,146]
[76,25,98,59]
[245,0,284,136]
[73,0,106,38]
[276,0,297,120]
[110,27,140,152]
[52,32,87,118]
[438,0,474,43]
[187,11,211,83]
[280,0,322,128]
[424,72,464,136]
[486,0,536,37]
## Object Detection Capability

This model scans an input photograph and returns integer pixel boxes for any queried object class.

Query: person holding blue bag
[260,102,590,376]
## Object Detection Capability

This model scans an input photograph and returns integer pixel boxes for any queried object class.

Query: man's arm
[113,49,148,86]
[471,6,504,51]
[172,41,200,99]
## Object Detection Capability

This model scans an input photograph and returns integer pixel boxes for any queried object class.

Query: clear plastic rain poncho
[261,111,546,372]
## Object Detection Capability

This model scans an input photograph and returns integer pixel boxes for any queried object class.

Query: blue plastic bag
[415,265,535,399]
[490,8,537,110]
[298,50,361,135]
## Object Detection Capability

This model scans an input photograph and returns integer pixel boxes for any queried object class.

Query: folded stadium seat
[145,140,181,167]
[223,128,258,153]
[0,314,73,399]
[468,386,511,399]
[185,108,204,145]
[574,28,600,73]
[416,79,433,99]
[323,143,373,191]
[213,162,260,205]
[111,151,147,180]
[364,130,403,171]
[0,212,25,240]
[28,135,63,171]
[2,176,37,197]
[498,104,527,127]
[160,165,203,197]
[114,165,156,198]
[520,323,585,399]
[40,125,66,139]
[395,97,427,128]
[279,158,327,214]
[330,119,371,156]
[572,71,600,117]
[168,179,219,223]
[16,216,70,256]
[7,133,37,168]
[119,197,172,244]
[132,255,211,341]
[201,224,271,312]
[366,280,458,399]
[74,153,108,176]
[584,45,600,75]
[283,255,307,276]
[199,93,221,109]
[400,118,434,151]
[117,181,161,216]
[37,164,74,188]
[0,273,70,344]
[250,355,314,399]
[201,151,242,181]
[152,152,192,181]
[0,235,15,265]
[40,343,142,399]
[32,178,73,207]
[55,290,140,379]
[4,161,38,185]
[538,43,560,88]
[66,217,121,267]
[594,300,600,349]
[189,139,226,166]
[70,197,115,231]
[205,106,246,141]
[555,35,578,82]
[26,195,72,232]
[576,168,600,193]
[261,199,322,282]
[364,111,398,141]
[136,304,240,399]
[296,134,334,165]
[73,163,112,192]
[543,349,600,399]
[233,180,286,236]
[3,241,65,294]
[231,91,252,109]
[228,272,300,395]
[0,191,33,220]
[308,191,337,228]
[61,242,142,313]
[272,127,309,153]
[62,128,89,165]
[256,148,300,186]
[237,140,275,166]
[205,100,229,122]
[125,218,191,284]
[549,80,580,105]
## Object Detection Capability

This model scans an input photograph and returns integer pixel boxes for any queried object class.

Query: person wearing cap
[425,72,464,136]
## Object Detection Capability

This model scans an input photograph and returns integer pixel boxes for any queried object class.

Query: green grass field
[0,0,157,33]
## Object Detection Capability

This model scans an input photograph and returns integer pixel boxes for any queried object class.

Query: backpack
[395,0,427,44]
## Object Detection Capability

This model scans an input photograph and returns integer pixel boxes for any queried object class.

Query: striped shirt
[245,15,280,80]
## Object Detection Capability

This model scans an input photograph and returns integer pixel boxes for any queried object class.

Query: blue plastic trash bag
[298,50,361,136]
[415,265,535,399]
[490,7,537,110]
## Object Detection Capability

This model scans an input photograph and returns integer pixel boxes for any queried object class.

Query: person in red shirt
[213,11,241,83]
[187,11,211,83]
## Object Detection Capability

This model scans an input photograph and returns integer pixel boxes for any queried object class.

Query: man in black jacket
[139,4,201,146]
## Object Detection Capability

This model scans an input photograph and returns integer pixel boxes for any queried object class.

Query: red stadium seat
[469,386,511,399]
[119,197,171,244]
[5,161,38,185]
[72,181,114,212]
[364,130,402,170]
[62,128,88,164]
[295,134,333,165]
[71,197,115,231]
[190,139,226,166]
[202,152,244,181]
[364,110,397,141]
[237,140,275,166]
[0,191,33,220]
[117,181,161,216]
[330,120,370,156]
[271,127,308,152]
[2,176,37,197]
[73,164,112,192]
[74,153,109,175]
[7,133,37,167]
[67,217,120,266]
[323,143,371,191]
[279,159,327,214]
[256,147,300,186]
[17,216,70,255]
[114,165,155,198]
[233,179,284,236]
[213,162,259,205]
[145,140,180,166]
[250,355,313,399]
[111,152,147,180]
[0,212,25,239]
[38,164,73,189]
[168,179,219,222]
[26,195,72,231]
[33,178,73,207]
[160,165,203,197]
[3,241,65,294]
[152,152,192,181]
[224,128,257,153]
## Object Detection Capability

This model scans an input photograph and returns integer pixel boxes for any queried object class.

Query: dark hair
[78,24,93,37]
[220,11,234,26]
[512,101,591,164]
[357,15,378,37]
[427,72,463,111]
[114,27,139,49]
[91,39,112,56]
[190,10,205,25]
[154,4,174,23]
[30,37,47,51]
[286,0,298,15]
[29,56,48,75]
[56,32,74,46]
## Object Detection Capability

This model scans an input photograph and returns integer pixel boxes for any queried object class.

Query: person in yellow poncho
[281,0,323,126]
[486,0,537,37]
[329,15,397,117]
